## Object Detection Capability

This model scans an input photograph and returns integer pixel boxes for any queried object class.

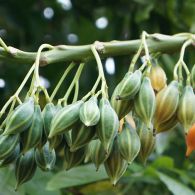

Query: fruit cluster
[0,36,195,189]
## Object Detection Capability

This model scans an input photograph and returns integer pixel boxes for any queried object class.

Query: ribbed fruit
[42,102,57,137]
[21,104,43,153]
[0,134,19,159]
[4,98,34,135]
[64,131,72,147]
[104,137,128,185]
[88,139,112,171]
[118,122,140,163]
[134,77,155,127]
[0,144,20,167]
[177,85,195,134]
[115,70,142,100]
[154,80,179,126]
[136,119,155,164]
[49,100,83,138]
[64,143,86,170]
[186,124,195,156]
[79,96,100,126]
[15,149,37,190]
[154,114,178,134]
[70,122,96,152]
[49,134,63,149]
[97,98,119,153]
[149,64,167,92]
[111,84,133,120]
[35,141,56,171]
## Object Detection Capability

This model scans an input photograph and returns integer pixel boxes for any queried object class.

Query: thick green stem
[0,34,190,66]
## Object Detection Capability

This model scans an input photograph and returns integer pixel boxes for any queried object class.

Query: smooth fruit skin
[4,98,34,135]
[149,64,167,92]
[104,137,128,186]
[79,96,100,126]
[118,122,140,163]
[49,100,83,138]
[134,77,156,127]
[154,80,179,126]
[96,98,119,153]
[177,85,195,134]
[186,124,195,157]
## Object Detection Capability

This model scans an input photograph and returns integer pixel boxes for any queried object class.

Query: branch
[0,33,191,66]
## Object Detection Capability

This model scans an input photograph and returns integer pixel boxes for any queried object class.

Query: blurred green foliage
[1,0,195,194]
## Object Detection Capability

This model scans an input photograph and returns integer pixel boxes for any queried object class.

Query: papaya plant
[1,29,195,195]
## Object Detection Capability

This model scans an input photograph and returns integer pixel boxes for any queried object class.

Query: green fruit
[15,149,37,190]
[155,114,178,134]
[64,143,85,170]
[70,122,96,152]
[4,98,34,135]
[177,85,195,134]
[79,96,100,126]
[21,105,43,153]
[136,119,155,164]
[88,139,111,171]
[115,70,142,100]
[97,98,119,153]
[104,137,128,185]
[49,134,63,149]
[64,131,72,147]
[49,100,83,138]
[134,77,155,127]
[0,133,19,159]
[111,83,134,120]
[118,122,140,163]
[35,142,56,171]
[42,103,56,136]
[154,81,179,126]
[0,144,20,168]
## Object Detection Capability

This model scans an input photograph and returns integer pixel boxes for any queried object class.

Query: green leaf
[156,171,195,195]
[151,156,174,169]
[47,164,108,190]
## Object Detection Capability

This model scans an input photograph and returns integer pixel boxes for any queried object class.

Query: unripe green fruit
[79,96,100,126]
[97,98,119,153]
[134,77,155,127]
[4,98,34,135]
